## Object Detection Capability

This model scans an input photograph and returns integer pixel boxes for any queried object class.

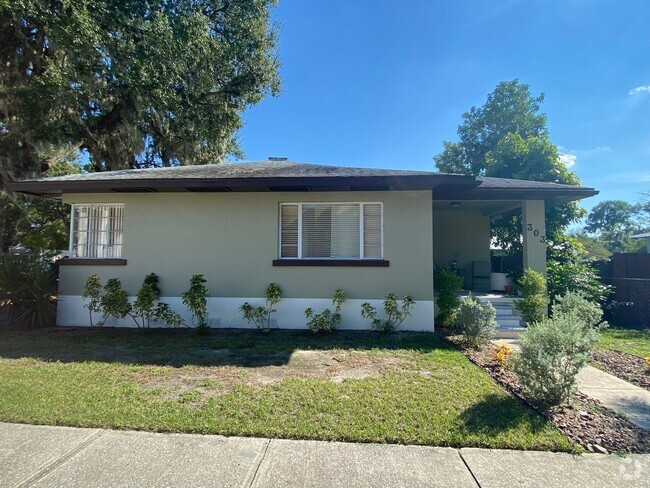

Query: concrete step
[497,316,522,328]
[476,297,520,305]
[494,327,526,339]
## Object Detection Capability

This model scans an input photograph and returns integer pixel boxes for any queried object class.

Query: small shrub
[132,273,184,329]
[82,275,103,326]
[86,273,184,329]
[434,268,463,328]
[0,253,57,328]
[514,315,598,405]
[240,282,282,333]
[515,268,547,325]
[153,302,184,328]
[552,291,608,331]
[182,274,210,334]
[455,294,497,347]
[99,278,132,325]
[361,293,415,333]
[645,357,650,369]
[132,273,162,328]
[306,289,347,333]
[491,344,512,366]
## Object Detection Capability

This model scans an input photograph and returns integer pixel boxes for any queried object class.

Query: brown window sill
[272,259,389,267]
[56,258,127,266]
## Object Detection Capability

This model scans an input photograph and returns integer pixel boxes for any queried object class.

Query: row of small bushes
[83,274,416,334]
[239,284,416,334]
[83,274,206,332]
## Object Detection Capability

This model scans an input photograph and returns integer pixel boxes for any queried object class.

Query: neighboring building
[8,160,597,331]
[631,232,650,253]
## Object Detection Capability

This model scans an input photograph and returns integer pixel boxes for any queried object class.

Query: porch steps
[474,295,525,339]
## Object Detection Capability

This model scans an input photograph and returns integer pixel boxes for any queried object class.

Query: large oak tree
[0,0,281,187]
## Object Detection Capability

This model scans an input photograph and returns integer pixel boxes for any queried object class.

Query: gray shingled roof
[19,161,437,182]
[7,160,598,202]
[475,176,586,190]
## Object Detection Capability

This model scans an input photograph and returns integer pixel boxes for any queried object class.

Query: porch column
[522,200,547,276]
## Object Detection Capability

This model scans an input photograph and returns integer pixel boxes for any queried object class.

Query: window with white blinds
[70,204,125,258]
[279,203,383,259]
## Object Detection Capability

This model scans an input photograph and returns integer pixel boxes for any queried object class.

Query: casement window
[279,203,383,259]
[70,204,125,258]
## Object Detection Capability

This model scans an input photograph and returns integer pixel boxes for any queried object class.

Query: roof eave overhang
[432,188,599,204]
[6,174,598,204]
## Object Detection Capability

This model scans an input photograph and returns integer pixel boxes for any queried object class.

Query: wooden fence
[604,254,650,327]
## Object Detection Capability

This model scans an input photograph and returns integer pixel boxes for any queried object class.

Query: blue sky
[236,0,650,212]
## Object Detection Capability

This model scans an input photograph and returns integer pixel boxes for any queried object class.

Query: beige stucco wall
[432,209,491,288]
[60,191,433,301]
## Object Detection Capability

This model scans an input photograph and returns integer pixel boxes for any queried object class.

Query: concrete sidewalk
[578,365,650,431]
[1,423,648,488]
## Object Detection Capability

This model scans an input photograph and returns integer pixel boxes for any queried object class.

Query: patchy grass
[0,327,575,451]
[596,327,650,358]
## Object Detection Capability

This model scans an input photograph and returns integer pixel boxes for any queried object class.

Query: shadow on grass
[0,326,450,368]
[459,393,549,437]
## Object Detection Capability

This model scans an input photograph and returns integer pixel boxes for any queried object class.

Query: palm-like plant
[0,254,57,327]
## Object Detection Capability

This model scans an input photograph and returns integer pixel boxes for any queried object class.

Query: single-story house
[8,160,597,331]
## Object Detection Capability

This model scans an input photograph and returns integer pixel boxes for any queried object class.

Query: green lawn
[596,327,650,358]
[0,327,574,451]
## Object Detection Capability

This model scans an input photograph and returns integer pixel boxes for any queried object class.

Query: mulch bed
[440,333,650,454]
[591,349,650,391]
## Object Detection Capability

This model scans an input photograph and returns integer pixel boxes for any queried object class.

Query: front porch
[433,199,547,290]
[433,197,547,336]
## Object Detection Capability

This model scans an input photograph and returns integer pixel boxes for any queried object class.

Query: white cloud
[558,153,577,168]
[557,146,613,169]
[628,85,650,96]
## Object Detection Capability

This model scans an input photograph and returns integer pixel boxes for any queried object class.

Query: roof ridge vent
[268,157,288,161]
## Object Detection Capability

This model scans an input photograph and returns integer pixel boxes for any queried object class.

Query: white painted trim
[380,203,385,260]
[56,295,435,332]
[278,201,384,260]
[297,203,303,258]
[359,203,364,259]
[68,205,75,257]
[68,203,125,258]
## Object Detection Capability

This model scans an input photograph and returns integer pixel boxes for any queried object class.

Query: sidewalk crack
[457,449,482,488]
[15,429,106,488]
[248,438,272,488]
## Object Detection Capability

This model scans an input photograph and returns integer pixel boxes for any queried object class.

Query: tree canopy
[0,0,281,187]
[583,199,648,254]
[433,80,610,301]
[435,80,548,176]
[585,200,638,236]
[435,80,585,254]
[0,147,81,253]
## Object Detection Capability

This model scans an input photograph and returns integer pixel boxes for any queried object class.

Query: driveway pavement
[1,423,648,487]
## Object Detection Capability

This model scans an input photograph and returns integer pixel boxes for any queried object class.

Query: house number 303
[527,224,547,243]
